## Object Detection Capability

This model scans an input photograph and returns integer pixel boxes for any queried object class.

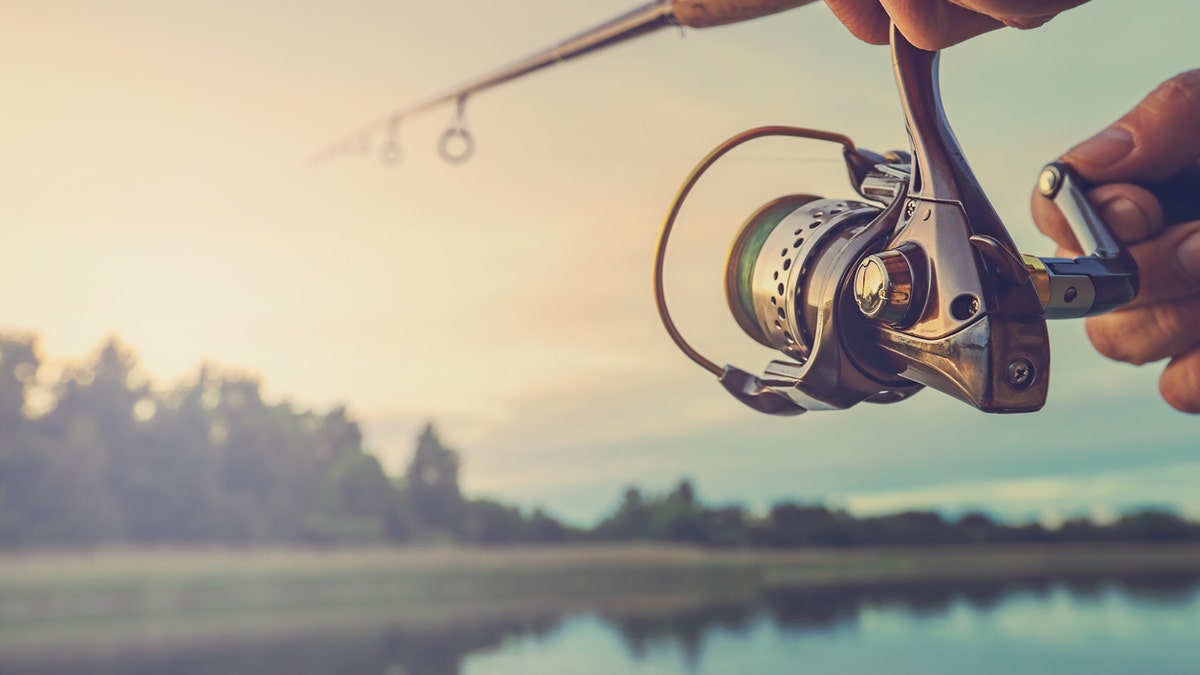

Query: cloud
[842,462,1200,521]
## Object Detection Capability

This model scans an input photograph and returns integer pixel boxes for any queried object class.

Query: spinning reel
[654,26,1139,415]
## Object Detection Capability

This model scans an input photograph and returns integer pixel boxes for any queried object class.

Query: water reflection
[599,574,1200,672]
[7,573,1198,675]
[6,616,564,675]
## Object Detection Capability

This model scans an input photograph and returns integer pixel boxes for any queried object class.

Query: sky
[2,0,1198,525]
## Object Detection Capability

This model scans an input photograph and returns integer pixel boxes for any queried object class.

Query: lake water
[8,574,1199,675]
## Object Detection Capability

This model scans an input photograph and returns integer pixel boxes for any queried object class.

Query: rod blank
[673,0,817,28]
[317,0,818,162]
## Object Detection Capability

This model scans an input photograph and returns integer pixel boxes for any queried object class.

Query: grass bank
[3,543,1199,654]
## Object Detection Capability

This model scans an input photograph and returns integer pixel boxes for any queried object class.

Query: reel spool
[725,195,878,361]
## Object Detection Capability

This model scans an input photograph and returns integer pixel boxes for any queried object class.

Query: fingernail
[1067,126,1135,167]
[1100,198,1149,238]
[1179,229,1200,281]
[1000,15,1052,30]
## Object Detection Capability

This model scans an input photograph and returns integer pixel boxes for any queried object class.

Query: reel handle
[1025,162,1137,319]
[1025,161,1200,319]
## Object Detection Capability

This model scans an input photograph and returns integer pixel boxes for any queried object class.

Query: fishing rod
[315,0,820,164]
[322,2,1198,414]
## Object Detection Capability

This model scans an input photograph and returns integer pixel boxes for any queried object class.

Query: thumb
[1063,70,1200,184]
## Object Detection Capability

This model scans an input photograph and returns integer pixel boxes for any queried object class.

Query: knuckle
[1091,185,1163,244]
[1149,70,1200,114]
[1146,305,1184,363]
[1160,363,1200,414]
[1085,307,1178,367]
[1085,318,1133,363]
[901,26,943,51]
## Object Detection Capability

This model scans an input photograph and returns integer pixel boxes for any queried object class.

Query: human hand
[1031,70,1200,413]
[823,0,1091,50]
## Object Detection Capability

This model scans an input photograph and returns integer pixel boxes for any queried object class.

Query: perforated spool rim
[743,198,882,363]
[725,194,823,348]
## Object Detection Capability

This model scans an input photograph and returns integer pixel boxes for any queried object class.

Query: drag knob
[854,249,918,325]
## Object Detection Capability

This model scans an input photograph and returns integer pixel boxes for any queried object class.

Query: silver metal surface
[858,167,907,204]
[759,192,923,411]
[854,249,916,325]
[863,25,1050,412]
[744,199,878,361]
[1045,271,1097,318]
[1028,163,1137,318]
[1038,164,1122,258]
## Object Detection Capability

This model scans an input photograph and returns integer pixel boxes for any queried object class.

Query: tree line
[1,335,1197,549]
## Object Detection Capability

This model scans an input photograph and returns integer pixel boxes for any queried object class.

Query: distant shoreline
[6,542,1200,590]
[4,543,1199,657]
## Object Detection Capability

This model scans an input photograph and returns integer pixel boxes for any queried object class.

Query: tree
[956,511,1005,544]
[864,510,958,546]
[462,499,526,545]
[403,423,464,537]
[1,336,126,544]
[593,480,750,547]
[593,486,651,540]
[526,507,571,543]
[0,337,40,544]
[309,451,407,543]
[758,503,860,547]
[1112,509,1199,542]
[0,335,39,436]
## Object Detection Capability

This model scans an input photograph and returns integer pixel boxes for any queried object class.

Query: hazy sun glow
[2,0,1196,524]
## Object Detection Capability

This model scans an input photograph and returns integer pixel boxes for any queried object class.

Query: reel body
[654,26,1139,415]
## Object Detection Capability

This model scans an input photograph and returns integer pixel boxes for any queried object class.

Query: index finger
[1063,70,1200,184]
[823,0,1001,49]
[1030,182,1164,254]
